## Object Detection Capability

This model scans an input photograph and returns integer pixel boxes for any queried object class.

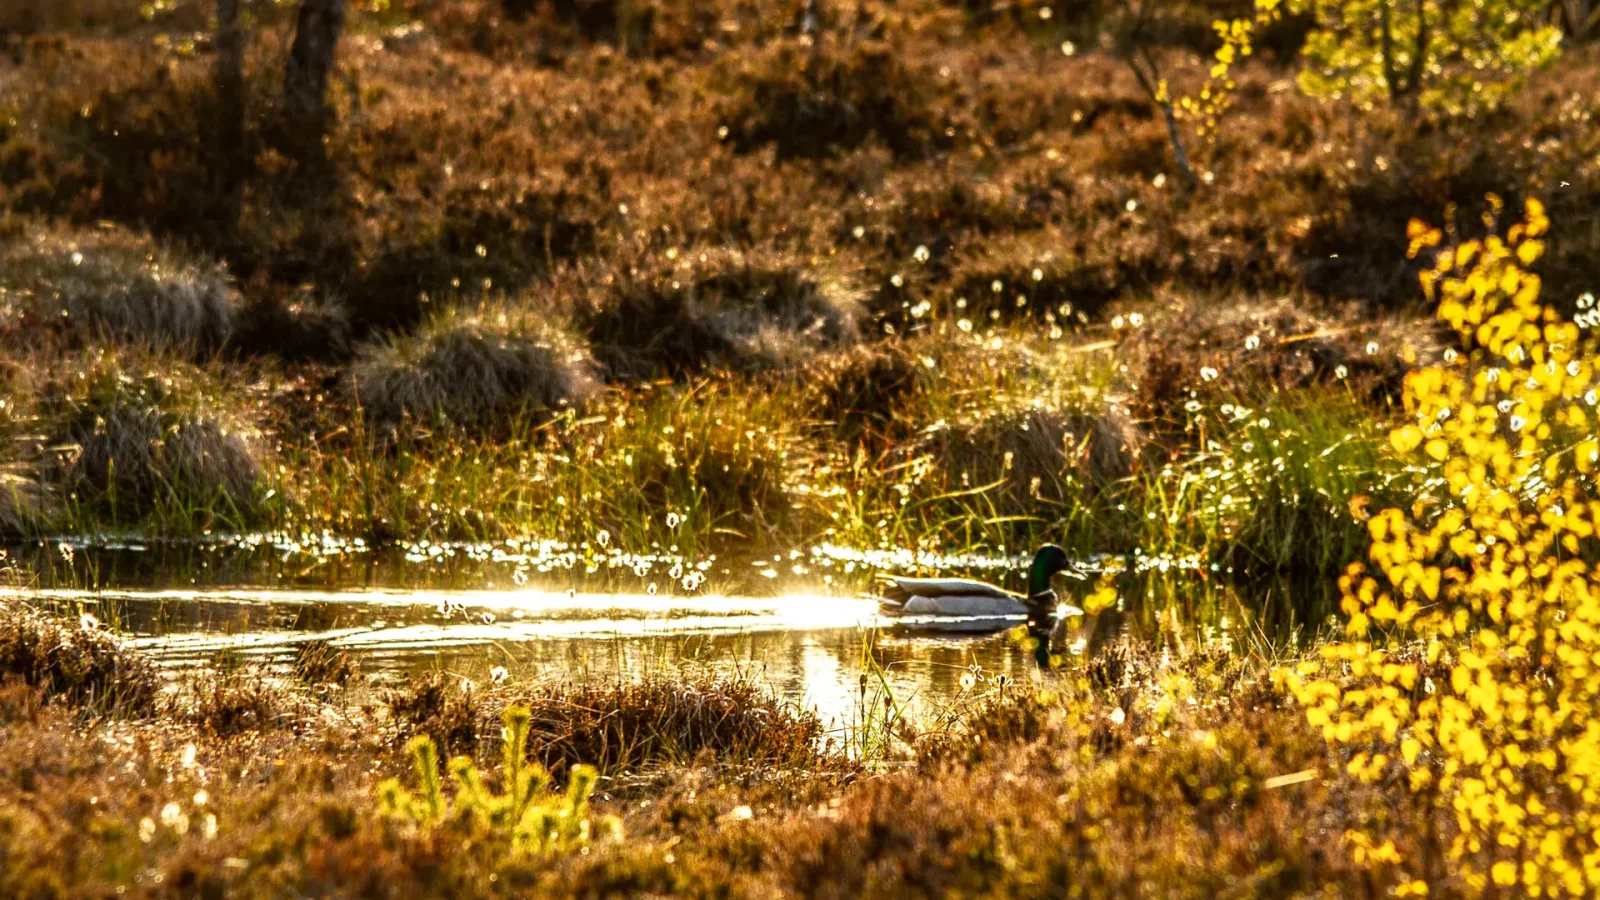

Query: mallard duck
[878,545,1085,662]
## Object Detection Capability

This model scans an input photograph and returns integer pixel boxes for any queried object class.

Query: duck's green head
[1026,544,1071,598]
[1025,545,1070,669]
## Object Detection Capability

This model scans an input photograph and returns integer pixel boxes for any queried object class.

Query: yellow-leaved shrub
[1285,197,1600,895]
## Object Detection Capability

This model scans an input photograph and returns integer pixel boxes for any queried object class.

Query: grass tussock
[813,334,1145,553]
[510,675,830,774]
[291,638,360,690]
[922,396,1145,498]
[1121,295,1439,422]
[46,348,265,526]
[575,247,866,381]
[0,221,239,356]
[351,300,599,431]
[185,667,290,736]
[807,341,936,440]
[384,671,482,759]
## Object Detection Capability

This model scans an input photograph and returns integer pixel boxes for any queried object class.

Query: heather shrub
[186,667,287,736]
[349,170,607,331]
[386,671,482,759]
[388,670,829,775]
[0,38,255,248]
[838,153,1072,269]
[0,0,199,36]
[234,286,352,361]
[0,222,238,355]
[351,300,599,431]
[574,247,865,380]
[942,228,1118,323]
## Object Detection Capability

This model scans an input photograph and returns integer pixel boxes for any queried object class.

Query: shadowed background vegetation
[2,0,1593,581]
[3,0,1600,896]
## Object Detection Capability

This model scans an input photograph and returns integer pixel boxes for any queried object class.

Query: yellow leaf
[1390,425,1424,454]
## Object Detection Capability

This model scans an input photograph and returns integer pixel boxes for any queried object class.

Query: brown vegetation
[919,398,1145,499]
[386,669,831,775]
[0,612,1455,897]
[807,341,935,439]
[0,601,159,714]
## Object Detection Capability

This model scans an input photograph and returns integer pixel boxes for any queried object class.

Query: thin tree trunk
[283,0,346,153]
[802,0,820,35]
[1125,48,1198,190]
[215,0,245,212]
[1380,1,1400,104]
[1157,96,1198,189]
[1401,0,1429,104]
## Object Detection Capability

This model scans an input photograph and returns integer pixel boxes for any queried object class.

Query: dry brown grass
[184,667,291,736]
[291,639,360,690]
[385,669,833,776]
[719,36,957,161]
[943,227,1123,323]
[509,675,832,774]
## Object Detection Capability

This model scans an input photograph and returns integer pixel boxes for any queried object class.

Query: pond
[0,534,1340,727]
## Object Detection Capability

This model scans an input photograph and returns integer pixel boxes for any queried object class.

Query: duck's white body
[878,575,1083,630]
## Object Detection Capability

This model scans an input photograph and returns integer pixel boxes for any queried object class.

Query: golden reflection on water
[6,586,1046,724]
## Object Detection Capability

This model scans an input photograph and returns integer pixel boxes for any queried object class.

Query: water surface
[2,533,1331,725]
